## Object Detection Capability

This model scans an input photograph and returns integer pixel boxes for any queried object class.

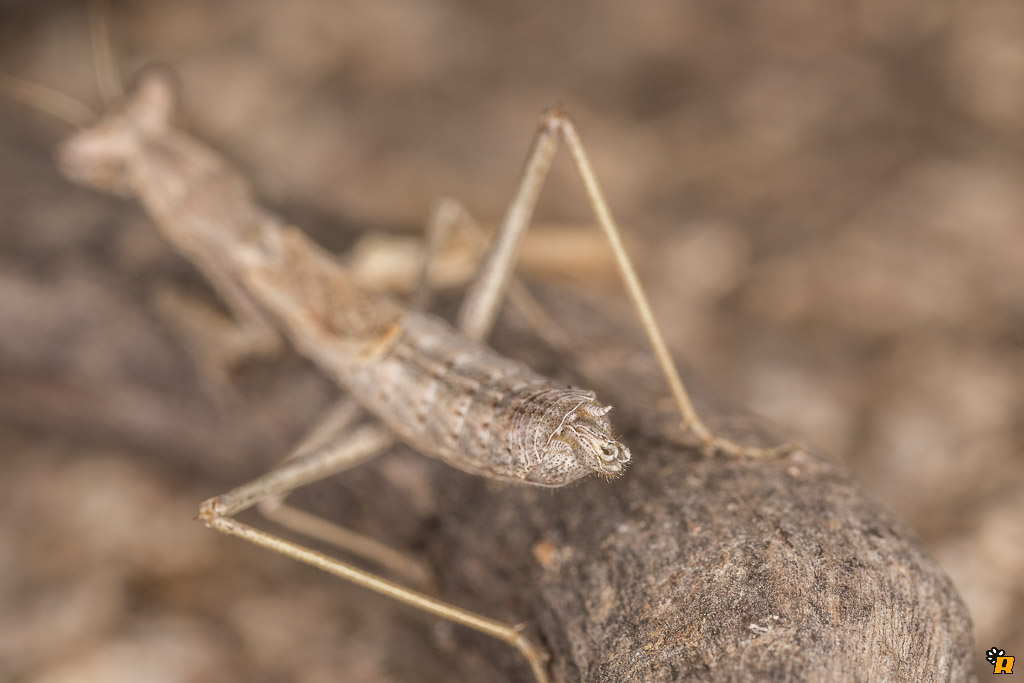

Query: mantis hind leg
[459,109,798,458]
[199,416,551,683]
[416,196,574,354]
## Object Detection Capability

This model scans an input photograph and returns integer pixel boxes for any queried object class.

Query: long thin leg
[206,424,391,516]
[203,512,548,681]
[199,422,550,683]
[257,499,434,588]
[457,127,560,342]
[417,197,574,353]
[254,398,432,587]
[460,110,797,458]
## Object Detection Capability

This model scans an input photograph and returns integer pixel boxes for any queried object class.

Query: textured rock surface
[428,428,976,681]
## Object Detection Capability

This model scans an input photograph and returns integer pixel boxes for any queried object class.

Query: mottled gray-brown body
[242,226,629,485]
[57,70,630,487]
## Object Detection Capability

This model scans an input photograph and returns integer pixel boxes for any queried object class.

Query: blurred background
[0,0,1021,681]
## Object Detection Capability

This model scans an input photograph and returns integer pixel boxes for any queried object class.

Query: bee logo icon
[987,647,1015,674]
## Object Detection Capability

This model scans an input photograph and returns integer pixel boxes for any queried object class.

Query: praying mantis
[1,6,796,681]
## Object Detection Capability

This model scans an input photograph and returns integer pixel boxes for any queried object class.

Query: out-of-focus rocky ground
[0,1,1020,681]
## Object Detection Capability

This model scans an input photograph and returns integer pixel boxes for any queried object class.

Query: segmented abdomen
[339,312,590,483]
[238,227,594,484]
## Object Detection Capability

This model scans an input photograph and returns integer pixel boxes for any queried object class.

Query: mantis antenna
[0,0,121,128]
[0,73,95,128]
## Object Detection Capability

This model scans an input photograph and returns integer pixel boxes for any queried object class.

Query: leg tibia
[198,416,552,682]
[459,108,798,458]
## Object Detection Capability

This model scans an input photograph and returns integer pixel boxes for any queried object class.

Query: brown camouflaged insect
[1,7,793,681]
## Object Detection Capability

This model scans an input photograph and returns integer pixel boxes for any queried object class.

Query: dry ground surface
[1,1,1021,681]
